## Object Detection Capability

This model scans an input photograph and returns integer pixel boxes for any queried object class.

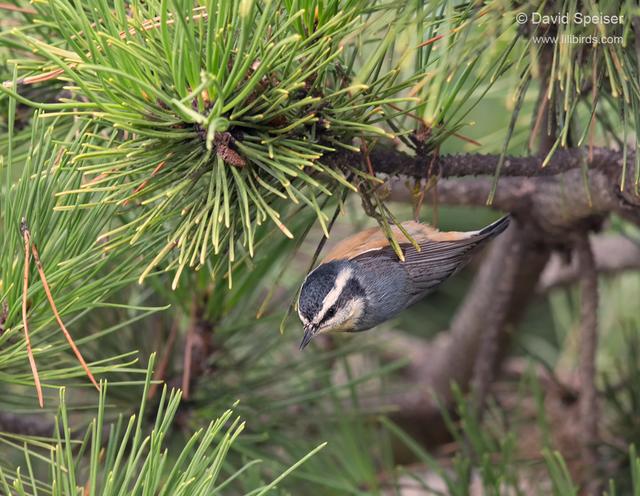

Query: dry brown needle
[21,219,44,408]
[21,218,101,400]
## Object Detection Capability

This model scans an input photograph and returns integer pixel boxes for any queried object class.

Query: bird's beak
[299,324,318,350]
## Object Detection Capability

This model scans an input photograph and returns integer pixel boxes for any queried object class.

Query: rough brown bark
[329,145,640,232]
[326,145,629,179]
[386,168,636,232]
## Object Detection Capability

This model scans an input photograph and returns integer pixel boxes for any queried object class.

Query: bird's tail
[476,215,511,239]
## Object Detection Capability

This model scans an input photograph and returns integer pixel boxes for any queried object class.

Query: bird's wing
[322,221,469,262]
[349,216,510,302]
[399,238,488,300]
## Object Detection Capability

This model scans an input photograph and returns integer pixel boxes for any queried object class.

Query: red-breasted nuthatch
[297,215,510,349]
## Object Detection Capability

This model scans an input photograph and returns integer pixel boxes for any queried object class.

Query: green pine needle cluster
[2,0,640,494]
[0,0,517,287]
[0,359,325,495]
[2,0,418,287]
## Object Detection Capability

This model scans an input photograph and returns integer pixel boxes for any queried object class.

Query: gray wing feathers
[402,239,482,301]
[476,214,510,237]
[402,215,510,302]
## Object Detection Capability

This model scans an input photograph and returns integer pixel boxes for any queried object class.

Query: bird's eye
[326,307,336,319]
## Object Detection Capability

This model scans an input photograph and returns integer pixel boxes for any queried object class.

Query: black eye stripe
[298,261,366,325]
[320,306,337,324]
[318,275,365,324]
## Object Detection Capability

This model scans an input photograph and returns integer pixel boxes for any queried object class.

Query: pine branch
[384,161,639,234]
[539,235,640,291]
[0,412,55,437]
[325,145,626,179]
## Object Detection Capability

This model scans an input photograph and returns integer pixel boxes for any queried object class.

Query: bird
[297,215,510,350]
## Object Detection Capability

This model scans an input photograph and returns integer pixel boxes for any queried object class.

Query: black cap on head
[298,261,345,323]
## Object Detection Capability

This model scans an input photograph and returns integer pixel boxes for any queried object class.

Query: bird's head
[297,260,367,350]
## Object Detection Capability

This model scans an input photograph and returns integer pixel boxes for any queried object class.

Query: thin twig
[20,219,43,408]
[23,220,100,391]
[0,301,8,335]
[181,301,198,399]
[148,320,179,400]
[528,93,548,152]
[589,51,598,162]
[0,3,36,14]
[575,233,600,493]
[360,138,375,176]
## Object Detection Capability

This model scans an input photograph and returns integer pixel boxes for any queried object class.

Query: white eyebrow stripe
[313,266,352,325]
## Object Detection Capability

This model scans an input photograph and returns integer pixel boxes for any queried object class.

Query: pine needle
[0,3,36,14]
[23,220,100,391]
[122,160,168,206]
[20,219,44,408]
